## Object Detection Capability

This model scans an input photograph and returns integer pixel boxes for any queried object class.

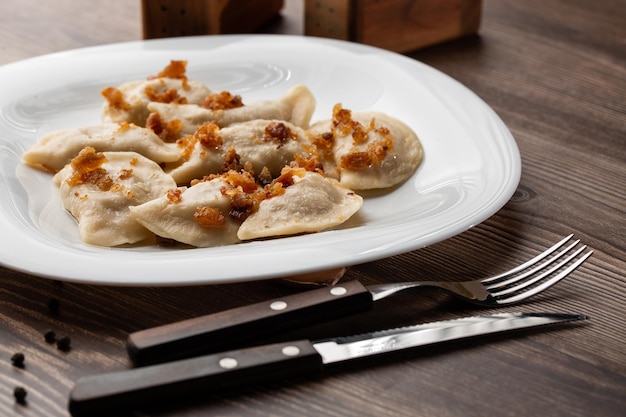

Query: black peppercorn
[13,386,27,404]
[10,352,25,368]
[44,330,57,344]
[56,335,71,351]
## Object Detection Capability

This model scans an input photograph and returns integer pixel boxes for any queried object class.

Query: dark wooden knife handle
[127,280,373,365]
[69,340,322,417]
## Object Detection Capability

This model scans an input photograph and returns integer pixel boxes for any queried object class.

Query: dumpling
[309,104,424,190]
[53,147,177,246]
[146,84,316,136]
[101,60,212,126]
[167,119,315,185]
[238,170,363,240]
[131,168,362,246]
[129,177,243,248]
[23,122,182,173]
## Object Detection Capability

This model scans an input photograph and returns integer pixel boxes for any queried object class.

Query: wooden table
[1,1,624,416]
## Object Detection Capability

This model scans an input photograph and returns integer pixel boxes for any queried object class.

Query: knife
[71,312,587,416]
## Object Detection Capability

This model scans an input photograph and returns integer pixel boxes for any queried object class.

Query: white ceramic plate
[0,35,520,286]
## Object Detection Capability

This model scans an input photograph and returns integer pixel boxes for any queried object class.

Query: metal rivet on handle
[219,357,238,369]
[282,346,301,356]
[270,301,288,311]
[330,286,347,296]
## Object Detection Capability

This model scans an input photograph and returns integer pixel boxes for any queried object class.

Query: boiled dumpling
[309,104,424,190]
[238,170,363,240]
[129,179,243,248]
[101,60,212,126]
[146,84,316,136]
[23,122,182,173]
[53,147,177,246]
[167,119,315,185]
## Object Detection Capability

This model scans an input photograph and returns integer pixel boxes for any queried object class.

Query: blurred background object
[141,0,481,52]
[141,0,285,38]
[305,0,482,52]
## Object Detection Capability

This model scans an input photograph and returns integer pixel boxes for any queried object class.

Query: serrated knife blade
[314,312,585,363]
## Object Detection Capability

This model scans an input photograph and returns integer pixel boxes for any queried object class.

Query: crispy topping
[189,175,216,186]
[176,135,197,161]
[351,122,370,144]
[67,147,114,191]
[150,60,188,81]
[208,170,264,222]
[144,84,188,104]
[290,154,324,175]
[221,146,244,173]
[339,134,394,170]
[101,87,130,111]
[195,122,223,149]
[167,189,183,203]
[222,170,258,193]
[176,123,224,162]
[257,166,273,187]
[202,91,244,110]
[73,147,106,172]
[274,167,303,188]
[312,131,335,152]
[227,192,259,222]
[332,103,355,137]
[118,169,133,180]
[263,121,296,147]
[147,60,190,90]
[339,152,372,170]
[264,180,286,199]
[194,206,226,227]
[146,112,183,142]
[188,162,312,226]
[116,121,132,132]
[327,104,396,170]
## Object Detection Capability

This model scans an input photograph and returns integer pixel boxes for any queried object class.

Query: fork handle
[127,280,373,366]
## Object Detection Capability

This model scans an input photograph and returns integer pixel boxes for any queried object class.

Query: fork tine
[481,234,574,283]
[494,250,592,304]
[485,239,581,290]
[488,245,587,295]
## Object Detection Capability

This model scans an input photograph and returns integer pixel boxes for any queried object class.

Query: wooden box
[141,0,284,39]
[305,0,482,52]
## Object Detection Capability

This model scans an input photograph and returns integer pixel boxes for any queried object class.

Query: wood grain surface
[1,0,624,416]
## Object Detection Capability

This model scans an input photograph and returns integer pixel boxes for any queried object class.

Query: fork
[127,234,592,365]
[370,234,592,305]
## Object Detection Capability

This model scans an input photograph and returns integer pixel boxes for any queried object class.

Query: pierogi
[53,147,177,246]
[309,105,424,190]
[129,179,241,248]
[101,60,212,127]
[166,119,315,185]
[238,170,363,240]
[146,84,316,136]
[129,168,362,247]
[21,60,425,250]
[23,122,181,173]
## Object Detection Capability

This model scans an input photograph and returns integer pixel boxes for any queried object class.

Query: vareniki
[53,147,177,246]
[23,61,423,248]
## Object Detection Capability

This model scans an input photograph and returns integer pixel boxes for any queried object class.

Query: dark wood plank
[1,0,624,416]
